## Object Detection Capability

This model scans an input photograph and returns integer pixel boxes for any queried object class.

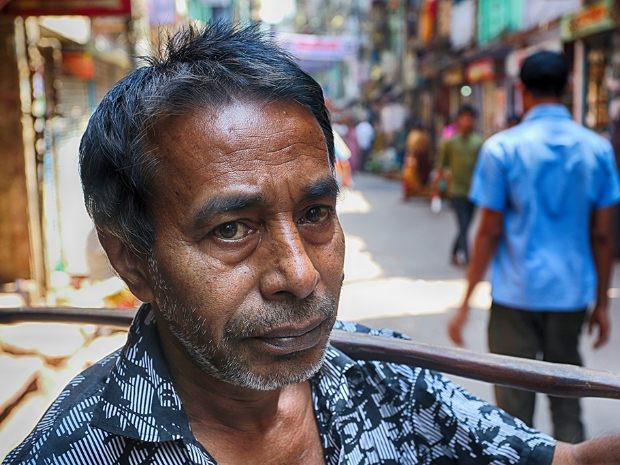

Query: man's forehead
[149,99,332,204]
[153,99,326,162]
[157,98,319,135]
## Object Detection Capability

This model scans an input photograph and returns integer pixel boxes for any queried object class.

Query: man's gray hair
[79,22,334,256]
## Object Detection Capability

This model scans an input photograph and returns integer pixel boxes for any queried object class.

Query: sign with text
[443,66,464,86]
[466,58,494,83]
[277,33,358,61]
[561,0,615,41]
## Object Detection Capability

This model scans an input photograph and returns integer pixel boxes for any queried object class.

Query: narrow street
[337,172,620,440]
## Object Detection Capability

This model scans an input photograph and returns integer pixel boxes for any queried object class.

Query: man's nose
[259,223,319,300]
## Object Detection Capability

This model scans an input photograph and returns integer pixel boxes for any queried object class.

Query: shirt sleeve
[410,369,556,465]
[594,144,620,208]
[469,139,507,211]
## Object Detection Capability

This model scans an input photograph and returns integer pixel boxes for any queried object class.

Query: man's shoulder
[483,124,523,147]
[472,132,484,144]
[440,135,459,157]
[3,351,120,464]
[330,321,423,391]
[323,326,556,464]
[552,117,612,147]
[577,125,614,152]
[502,117,609,147]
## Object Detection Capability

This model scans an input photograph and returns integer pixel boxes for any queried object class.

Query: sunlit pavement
[1,173,620,459]
[338,172,620,441]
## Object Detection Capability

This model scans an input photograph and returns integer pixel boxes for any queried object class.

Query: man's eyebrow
[194,194,264,229]
[299,176,341,201]
[192,177,339,229]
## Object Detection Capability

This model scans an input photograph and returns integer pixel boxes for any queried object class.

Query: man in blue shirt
[449,51,620,443]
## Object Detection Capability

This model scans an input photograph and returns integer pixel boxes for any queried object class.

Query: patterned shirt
[4,304,555,465]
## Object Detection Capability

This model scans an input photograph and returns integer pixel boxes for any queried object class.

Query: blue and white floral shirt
[4,305,555,465]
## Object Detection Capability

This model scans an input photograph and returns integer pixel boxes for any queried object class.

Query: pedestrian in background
[343,115,362,172]
[434,104,483,267]
[401,121,430,199]
[333,128,353,188]
[355,116,375,171]
[449,51,620,443]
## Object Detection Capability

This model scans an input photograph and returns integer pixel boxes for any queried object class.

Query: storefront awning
[1,0,131,17]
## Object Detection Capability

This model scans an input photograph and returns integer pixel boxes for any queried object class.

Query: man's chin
[225,350,328,391]
[196,333,331,391]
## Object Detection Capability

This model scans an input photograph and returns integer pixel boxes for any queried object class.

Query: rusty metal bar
[1,306,620,399]
[0,306,136,328]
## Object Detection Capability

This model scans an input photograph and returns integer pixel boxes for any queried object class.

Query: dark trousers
[488,302,587,443]
[451,196,476,263]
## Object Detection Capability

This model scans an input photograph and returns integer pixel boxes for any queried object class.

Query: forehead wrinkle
[220,132,326,154]
[217,136,328,165]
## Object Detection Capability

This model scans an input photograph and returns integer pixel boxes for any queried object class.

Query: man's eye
[300,206,331,224]
[213,222,250,240]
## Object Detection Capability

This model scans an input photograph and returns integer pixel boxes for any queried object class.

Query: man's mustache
[224,293,337,340]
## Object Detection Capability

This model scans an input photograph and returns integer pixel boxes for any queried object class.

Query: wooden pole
[2,306,620,399]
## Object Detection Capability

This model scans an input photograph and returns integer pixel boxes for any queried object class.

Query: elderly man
[5,24,620,465]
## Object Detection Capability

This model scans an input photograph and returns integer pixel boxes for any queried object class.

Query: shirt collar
[91,303,189,442]
[312,345,361,420]
[522,103,571,122]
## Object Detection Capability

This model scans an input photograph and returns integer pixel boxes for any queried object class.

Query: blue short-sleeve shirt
[470,104,620,310]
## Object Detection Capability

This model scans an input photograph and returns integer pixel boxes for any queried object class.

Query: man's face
[456,112,475,134]
[145,99,345,390]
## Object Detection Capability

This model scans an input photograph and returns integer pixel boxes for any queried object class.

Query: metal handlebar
[1,306,619,399]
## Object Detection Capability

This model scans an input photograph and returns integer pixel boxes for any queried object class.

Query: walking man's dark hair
[519,50,569,97]
[457,104,477,118]
[79,22,334,257]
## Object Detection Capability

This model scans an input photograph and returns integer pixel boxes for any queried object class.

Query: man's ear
[97,231,155,303]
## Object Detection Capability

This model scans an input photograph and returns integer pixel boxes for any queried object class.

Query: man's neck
[523,96,562,113]
[156,317,296,432]
[153,313,324,464]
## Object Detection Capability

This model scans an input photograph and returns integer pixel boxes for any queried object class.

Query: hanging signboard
[466,58,494,83]
[2,0,131,16]
[62,51,95,79]
[277,33,358,61]
[560,0,614,41]
[442,66,464,86]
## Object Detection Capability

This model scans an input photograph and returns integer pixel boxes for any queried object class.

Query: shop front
[0,0,134,302]
[442,65,465,122]
[465,57,504,138]
[561,0,617,135]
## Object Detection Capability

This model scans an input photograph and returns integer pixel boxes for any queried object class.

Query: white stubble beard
[146,255,337,390]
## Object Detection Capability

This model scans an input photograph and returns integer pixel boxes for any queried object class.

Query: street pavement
[337,172,620,441]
